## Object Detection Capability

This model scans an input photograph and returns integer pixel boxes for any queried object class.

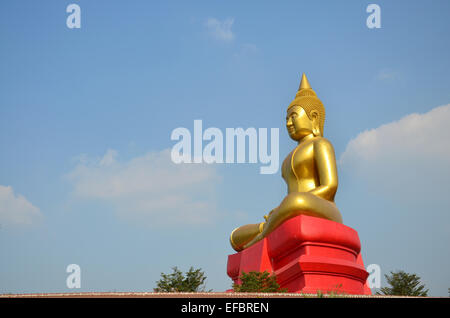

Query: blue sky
[1,0,450,295]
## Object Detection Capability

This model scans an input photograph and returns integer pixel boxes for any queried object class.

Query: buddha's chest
[282,142,316,191]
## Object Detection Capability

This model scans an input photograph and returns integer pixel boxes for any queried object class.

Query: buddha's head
[286,73,325,141]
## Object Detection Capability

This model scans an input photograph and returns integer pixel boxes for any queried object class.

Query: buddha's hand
[264,209,275,221]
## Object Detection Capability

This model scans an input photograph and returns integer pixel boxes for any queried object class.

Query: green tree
[377,270,428,296]
[233,271,287,293]
[154,266,211,292]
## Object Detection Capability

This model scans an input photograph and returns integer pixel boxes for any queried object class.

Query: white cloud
[66,148,220,227]
[205,17,235,42]
[340,104,450,203]
[339,104,450,296]
[0,185,42,226]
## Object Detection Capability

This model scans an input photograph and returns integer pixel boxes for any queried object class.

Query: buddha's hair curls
[288,88,325,134]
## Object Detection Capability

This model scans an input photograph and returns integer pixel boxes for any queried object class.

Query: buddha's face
[286,106,315,141]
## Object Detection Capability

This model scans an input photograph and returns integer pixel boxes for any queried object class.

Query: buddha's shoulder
[311,137,335,151]
[292,137,335,156]
[294,136,334,151]
[297,136,333,147]
[312,136,333,145]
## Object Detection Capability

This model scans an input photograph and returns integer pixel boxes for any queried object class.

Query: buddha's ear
[310,110,321,136]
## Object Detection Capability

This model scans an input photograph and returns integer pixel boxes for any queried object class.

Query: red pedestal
[227,215,371,295]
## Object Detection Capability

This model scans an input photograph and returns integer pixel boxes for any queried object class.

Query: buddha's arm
[308,139,338,201]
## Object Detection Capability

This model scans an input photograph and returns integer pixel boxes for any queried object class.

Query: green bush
[154,266,211,292]
[233,271,287,293]
[376,270,428,296]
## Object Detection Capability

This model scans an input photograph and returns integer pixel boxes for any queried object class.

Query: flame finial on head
[299,73,312,90]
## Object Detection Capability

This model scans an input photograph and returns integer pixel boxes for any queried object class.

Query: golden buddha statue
[230,73,343,252]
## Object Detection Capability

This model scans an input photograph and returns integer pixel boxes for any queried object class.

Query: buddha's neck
[297,133,315,144]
